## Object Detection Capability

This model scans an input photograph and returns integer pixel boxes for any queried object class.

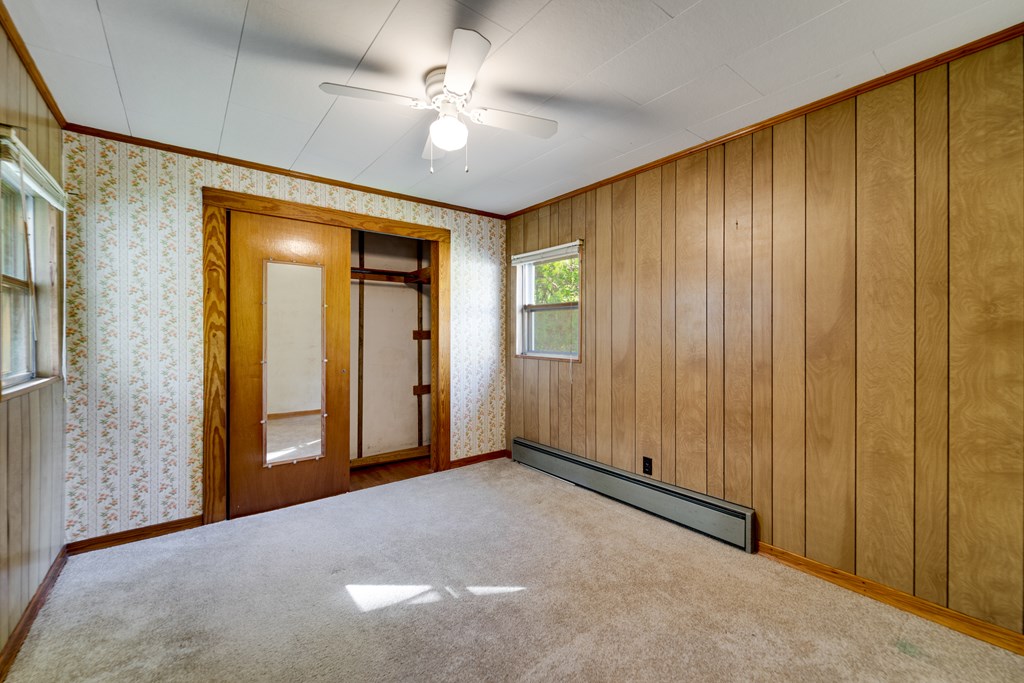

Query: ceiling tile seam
[478,0,556,59]
[451,0,509,33]
[725,0,856,81]
[350,118,436,185]
[95,0,130,136]
[592,0,851,106]
[216,0,251,156]
[652,1,673,21]
[870,50,889,74]
[684,126,705,141]
[540,7,692,108]
[23,41,112,70]
[598,126,707,162]
[727,64,765,97]
[485,2,673,101]
[347,0,403,85]
[287,98,338,171]
[571,64,751,144]
[300,0,406,172]
[282,1,405,172]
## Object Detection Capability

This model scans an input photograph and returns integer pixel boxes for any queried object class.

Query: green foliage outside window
[529,256,580,356]
[533,257,579,304]
[532,308,578,355]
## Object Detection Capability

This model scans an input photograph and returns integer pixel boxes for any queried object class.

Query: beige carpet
[10,459,1024,682]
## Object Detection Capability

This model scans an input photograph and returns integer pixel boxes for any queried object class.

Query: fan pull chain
[464,136,469,173]
[429,140,434,174]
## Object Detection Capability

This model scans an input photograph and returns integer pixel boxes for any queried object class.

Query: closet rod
[350,266,430,284]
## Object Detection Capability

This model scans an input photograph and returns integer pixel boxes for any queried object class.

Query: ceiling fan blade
[422,135,446,160]
[443,29,491,95]
[319,82,422,108]
[469,108,558,139]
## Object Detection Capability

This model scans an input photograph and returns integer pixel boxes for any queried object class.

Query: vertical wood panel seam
[917,76,925,598]
[750,141,755,506]
[634,183,638,473]
[804,118,808,547]
[721,151,726,493]
[853,98,859,576]
[946,62,951,607]
[771,126,776,541]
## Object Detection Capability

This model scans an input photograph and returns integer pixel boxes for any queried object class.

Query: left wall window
[0,127,65,392]
[2,179,33,385]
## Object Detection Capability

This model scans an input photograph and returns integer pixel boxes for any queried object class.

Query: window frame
[0,127,66,397]
[1,273,34,386]
[512,240,582,362]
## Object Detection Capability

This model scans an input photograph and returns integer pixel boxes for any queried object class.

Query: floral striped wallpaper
[63,131,507,541]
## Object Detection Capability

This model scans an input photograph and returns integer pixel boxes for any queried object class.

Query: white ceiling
[8,0,1023,215]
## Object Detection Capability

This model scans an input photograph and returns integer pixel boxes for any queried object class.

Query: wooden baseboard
[0,546,67,681]
[350,445,431,469]
[448,449,511,469]
[66,515,203,555]
[758,542,1024,656]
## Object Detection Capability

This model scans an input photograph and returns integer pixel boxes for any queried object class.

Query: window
[2,179,33,386]
[512,240,581,360]
[0,128,65,393]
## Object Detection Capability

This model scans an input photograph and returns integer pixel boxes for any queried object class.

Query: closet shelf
[351,266,431,285]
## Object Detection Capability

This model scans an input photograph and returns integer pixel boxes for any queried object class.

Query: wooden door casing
[203,189,452,525]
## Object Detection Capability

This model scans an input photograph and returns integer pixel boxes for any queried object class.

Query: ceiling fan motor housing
[424,67,447,99]
[425,67,471,114]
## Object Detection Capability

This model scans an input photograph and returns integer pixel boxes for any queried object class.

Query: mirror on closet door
[263,260,325,466]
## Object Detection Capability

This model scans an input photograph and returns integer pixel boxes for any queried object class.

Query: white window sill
[515,353,580,363]
[1,375,61,402]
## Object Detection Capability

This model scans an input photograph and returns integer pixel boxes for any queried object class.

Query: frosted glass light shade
[429,114,468,151]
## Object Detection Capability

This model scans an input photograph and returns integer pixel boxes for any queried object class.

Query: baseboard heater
[512,438,755,553]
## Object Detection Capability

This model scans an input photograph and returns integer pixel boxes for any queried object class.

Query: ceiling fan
[319,28,558,170]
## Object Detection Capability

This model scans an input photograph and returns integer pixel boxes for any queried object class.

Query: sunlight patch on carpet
[345,584,526,612]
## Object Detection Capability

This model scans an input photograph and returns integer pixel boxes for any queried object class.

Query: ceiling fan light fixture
[429,114,468,152]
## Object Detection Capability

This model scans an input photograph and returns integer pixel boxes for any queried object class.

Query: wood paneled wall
[0,382,65,648]
[0,29,61,180]
[507,38,1024,633]
[0,22,65,654]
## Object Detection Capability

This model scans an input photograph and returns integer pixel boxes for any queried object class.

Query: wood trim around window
[202,188,452,524]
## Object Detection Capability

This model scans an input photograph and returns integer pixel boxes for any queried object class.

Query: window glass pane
[2,181,26,279]
[529,307,579,356]
[533,256,579,304]
[1,282,32,383]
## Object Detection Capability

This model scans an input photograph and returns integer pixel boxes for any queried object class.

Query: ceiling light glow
[429,114,468,151]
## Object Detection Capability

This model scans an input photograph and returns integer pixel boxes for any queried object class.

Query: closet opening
[349,231,434,490]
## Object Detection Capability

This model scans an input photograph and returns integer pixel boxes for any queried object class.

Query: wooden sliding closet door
[228,211,351,518]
